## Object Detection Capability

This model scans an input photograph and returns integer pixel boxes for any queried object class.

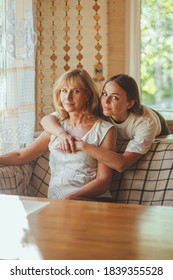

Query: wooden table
[21,197,173,260]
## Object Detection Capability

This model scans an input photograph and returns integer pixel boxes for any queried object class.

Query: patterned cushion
[28,139,173,206]
[0,164,33,196]
[111,140,173,206]
[27,152,50,197]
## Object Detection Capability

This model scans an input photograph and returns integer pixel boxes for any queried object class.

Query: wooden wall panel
[35,0,108,129]
[107,0,125,77]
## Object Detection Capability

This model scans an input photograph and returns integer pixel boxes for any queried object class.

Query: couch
[0,138,173,206]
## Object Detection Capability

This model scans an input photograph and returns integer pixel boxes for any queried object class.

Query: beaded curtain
[35,0,107,130]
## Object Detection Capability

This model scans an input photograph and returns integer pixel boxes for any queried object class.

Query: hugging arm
[75,140,142,173]
[63,126,116,200]
[0,131,50,166]
[40,114,75,153]
[41,115,142,173]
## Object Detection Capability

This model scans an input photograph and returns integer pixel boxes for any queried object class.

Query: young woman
[41,73,170,172]
[0,69,116,200]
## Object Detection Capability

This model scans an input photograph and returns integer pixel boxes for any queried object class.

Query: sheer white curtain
[0,0,36,154]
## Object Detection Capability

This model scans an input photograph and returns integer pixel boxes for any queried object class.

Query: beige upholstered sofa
[0,138,173,206]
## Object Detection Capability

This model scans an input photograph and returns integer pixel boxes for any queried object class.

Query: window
[140,0,173,119]
[0,0,36,153]
[125,0,173,120]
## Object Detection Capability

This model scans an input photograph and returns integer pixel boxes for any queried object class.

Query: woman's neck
[67,113,96,128]
[111,111,130,124]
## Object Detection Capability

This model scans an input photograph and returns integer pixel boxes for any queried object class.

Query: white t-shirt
[48,119,114,199]
[110,106,161,154]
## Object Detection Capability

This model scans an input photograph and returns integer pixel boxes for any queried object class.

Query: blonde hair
[53,68,101,119]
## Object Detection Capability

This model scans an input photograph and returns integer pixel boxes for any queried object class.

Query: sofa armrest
[28,152,50,197]
[0,164,33,196]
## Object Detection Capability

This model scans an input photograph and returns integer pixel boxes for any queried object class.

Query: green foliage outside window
[140,0,173,114]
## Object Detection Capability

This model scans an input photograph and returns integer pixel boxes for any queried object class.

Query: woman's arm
[40,115,75,153]
[63,126,116,199]
[0,131,50,166]
[75,140,142,173]
[40,115,65,137]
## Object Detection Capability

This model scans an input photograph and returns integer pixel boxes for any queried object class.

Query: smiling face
[101,81,135,123]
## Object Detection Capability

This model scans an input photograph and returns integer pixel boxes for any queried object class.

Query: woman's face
[59,83,89,113]
[101,81,134,122]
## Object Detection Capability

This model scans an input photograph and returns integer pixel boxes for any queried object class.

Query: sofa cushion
[0,164,33,196]
[111,140,173,206]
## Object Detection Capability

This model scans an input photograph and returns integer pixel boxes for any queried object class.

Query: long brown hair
[102,74,144,115]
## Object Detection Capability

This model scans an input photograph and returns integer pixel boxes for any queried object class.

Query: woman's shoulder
[92,119,116,138]
[142,106,158,117]
[83,118,115,145]
[129,106,156,123]
[96,118,115,129]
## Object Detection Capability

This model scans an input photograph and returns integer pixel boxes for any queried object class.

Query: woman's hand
[75,139,85,151]
[55,132,76,153]
[55,133,85,153]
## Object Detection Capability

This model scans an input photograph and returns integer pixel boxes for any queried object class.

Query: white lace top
[48,119,114,199]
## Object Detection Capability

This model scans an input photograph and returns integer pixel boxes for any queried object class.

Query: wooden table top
[21,197,173,260]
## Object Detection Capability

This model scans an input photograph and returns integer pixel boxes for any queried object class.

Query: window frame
[125,0,141,87]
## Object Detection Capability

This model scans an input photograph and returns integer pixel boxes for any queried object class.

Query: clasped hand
[54,132,83,153]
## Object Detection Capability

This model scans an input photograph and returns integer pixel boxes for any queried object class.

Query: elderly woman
[0,69,116,200]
